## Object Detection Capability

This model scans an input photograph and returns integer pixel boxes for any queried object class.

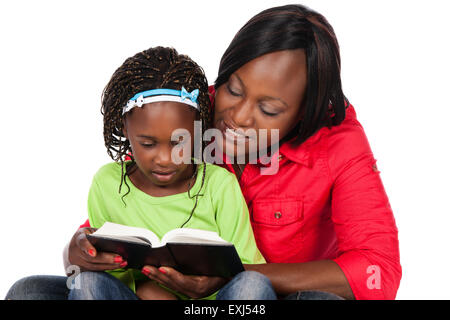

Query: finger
[141,266,199,297]
[141,266,174,287]
[75,229,97,258]
[157,267,187,282]
[75,229,126,266]
[87,251,125,265]
[81,260,128,272]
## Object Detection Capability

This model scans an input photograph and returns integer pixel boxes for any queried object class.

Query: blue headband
[123,86,200,115]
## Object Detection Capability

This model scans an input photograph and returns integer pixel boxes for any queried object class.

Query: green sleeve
[212,172,265,265]
[87,174,111,229]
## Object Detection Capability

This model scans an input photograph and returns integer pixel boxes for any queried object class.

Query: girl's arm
[62,226,126,275]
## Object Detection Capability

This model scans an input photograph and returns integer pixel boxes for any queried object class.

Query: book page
[161,228,229,245]
[93,222,161,247]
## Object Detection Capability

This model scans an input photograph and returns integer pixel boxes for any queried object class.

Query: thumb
[77,228,97,257]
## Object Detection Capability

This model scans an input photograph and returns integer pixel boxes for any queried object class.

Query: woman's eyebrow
[234,73,289,108]
[260,95,288,108]
[234,73,288,108]
[232,73,246,89]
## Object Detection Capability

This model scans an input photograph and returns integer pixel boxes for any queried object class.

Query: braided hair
[101,46,211,227]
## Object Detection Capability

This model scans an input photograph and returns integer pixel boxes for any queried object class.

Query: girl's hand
[64,227,127,273]
[141,265,228,299]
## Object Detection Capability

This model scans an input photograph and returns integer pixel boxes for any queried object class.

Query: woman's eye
[226,84,241,97]
[260,107,279,117]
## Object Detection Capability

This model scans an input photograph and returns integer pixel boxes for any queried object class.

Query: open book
[86,222,244,277]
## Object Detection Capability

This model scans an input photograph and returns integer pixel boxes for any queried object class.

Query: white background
[1,0,449,300]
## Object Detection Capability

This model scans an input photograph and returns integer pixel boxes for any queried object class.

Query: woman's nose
[231,99,255,128]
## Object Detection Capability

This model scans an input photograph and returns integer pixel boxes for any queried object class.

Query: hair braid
[101,46,211,217]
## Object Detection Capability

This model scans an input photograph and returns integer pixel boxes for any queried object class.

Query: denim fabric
[5,271,345,300]
[217,271,277,300]
[285,290,345,300]
[217,271,345,300]
[68,271,138,300]
[5,275,69,300]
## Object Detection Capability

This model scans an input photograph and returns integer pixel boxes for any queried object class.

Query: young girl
[69,46,265,300]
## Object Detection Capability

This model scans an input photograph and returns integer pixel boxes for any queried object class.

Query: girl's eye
[171,140,183,146]
[140,143,155,148]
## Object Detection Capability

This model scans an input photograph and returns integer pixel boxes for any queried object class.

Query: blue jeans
[68,271,138,300]
[5,275,69,300]
[217,271,345,300]
[6,271,344,300]
[5,272,138,300]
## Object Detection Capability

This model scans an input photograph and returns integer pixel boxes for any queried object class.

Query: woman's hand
[63,227,127,274]
[141,265,228,299]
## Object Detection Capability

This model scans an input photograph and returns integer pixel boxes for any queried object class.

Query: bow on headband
[181,87,199,103]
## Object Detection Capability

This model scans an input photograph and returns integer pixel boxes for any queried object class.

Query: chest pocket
[252,199,303,226]
[251,199,304,263]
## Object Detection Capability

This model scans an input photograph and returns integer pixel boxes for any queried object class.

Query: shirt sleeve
[86,174,111,229]
[79,219,90,229]
[212,170,266,265]
[327,119,402,300]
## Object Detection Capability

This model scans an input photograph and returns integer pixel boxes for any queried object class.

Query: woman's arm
[324,117,401,300]
[245,260,354,300]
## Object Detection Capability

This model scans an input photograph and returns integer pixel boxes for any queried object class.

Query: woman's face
[214,49,307,159]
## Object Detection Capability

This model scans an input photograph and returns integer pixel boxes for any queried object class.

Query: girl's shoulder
[201,163,238,189]
[199,163,241,203]
[202,162,236,180]
[92,161,124,183]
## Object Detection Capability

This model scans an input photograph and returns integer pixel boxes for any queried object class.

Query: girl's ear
[122,119,128,139]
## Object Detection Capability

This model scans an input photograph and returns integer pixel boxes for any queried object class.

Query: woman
[5,4,401,300]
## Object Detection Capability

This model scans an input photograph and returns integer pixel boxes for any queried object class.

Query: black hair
[101,46,210,227]
[215,4,347,145]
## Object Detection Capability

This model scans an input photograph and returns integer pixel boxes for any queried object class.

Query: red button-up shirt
[217,103,401,300]
[79,97,401,300]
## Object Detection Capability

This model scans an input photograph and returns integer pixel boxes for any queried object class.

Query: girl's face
[123,102,197,193]
[214,49,307,159]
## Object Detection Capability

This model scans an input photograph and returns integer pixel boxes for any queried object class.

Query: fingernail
[158,267,167,274]
[88,249,95,257]
[119,261,128,268]
[142,267,150,276]
[114,256,123,263]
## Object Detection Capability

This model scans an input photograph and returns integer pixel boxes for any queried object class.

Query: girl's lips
[151,171,176,182]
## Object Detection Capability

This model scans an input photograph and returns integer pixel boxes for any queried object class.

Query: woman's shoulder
[324,104,372,154]
[284,104,374,175]
[318,104,376,176]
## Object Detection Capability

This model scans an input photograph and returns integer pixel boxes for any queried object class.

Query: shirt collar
[219,137,312,169]
[277,104,356,167]
[278,137,312,167]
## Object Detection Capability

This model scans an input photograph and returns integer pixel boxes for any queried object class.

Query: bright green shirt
[87,162,265,299]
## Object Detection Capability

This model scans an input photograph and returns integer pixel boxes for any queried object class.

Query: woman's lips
[220,120,253,142]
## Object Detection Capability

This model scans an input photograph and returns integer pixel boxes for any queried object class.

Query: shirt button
[274,211,282,219]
